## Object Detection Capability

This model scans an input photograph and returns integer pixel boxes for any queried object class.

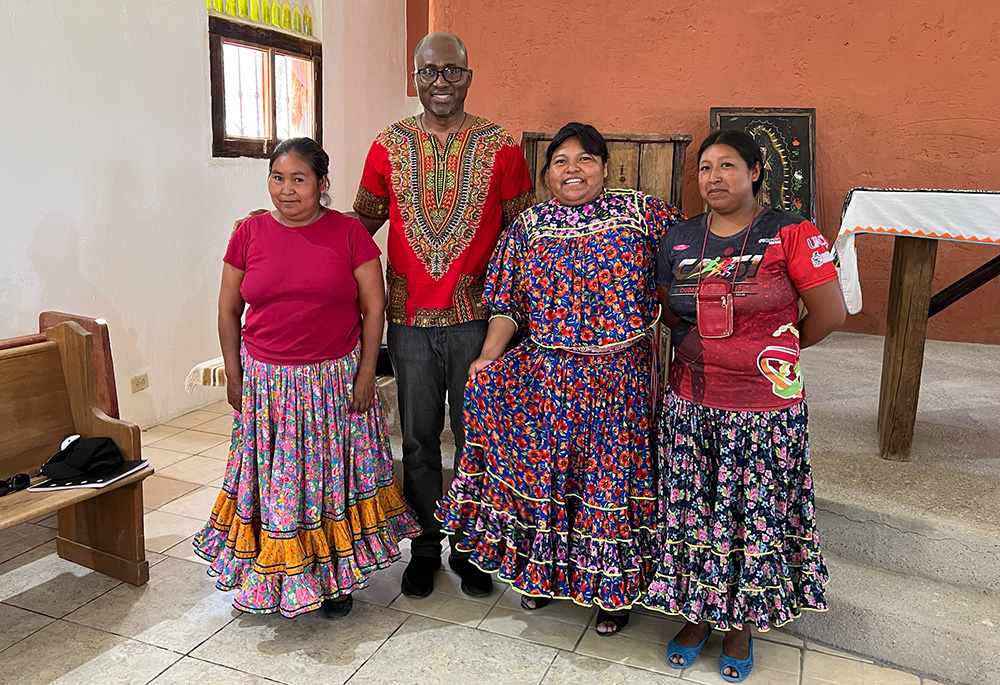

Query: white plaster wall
[0,0,413,428]
[322,0,421,255]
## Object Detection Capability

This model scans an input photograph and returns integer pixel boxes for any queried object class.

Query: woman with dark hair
[645,130,845,681]
[436,122,684,635]
[194,137,420,619]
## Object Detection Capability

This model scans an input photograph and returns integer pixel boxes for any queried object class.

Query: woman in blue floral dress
[435,123,683,635]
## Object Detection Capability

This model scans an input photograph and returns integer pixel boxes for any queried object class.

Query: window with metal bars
[209,16,322,158]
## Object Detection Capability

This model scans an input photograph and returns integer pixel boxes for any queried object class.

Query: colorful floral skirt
[435,340,657,610]
[643,391,828,631]
[192,345,420,618]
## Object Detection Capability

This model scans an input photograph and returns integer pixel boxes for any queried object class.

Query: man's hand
[232,209,268,235]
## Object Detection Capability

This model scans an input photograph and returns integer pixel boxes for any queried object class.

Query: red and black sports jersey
[655,208,838,412]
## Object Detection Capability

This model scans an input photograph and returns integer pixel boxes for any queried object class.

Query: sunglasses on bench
[0,473,31,497]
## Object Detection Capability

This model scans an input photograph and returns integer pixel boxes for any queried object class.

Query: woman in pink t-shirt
[193,138,419,620]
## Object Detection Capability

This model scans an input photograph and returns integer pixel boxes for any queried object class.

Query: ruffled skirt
[643,391,827,630]
[193,345,420,617]
[435,340,656,610]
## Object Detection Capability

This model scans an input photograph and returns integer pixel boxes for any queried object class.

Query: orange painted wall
[430,1,1000,343]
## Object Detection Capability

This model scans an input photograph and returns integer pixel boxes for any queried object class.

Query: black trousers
[386,320,488,559]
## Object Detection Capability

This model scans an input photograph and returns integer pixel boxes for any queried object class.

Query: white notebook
[28,460,149,492]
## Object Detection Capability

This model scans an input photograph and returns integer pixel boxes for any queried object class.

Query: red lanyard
[696,207,760,290]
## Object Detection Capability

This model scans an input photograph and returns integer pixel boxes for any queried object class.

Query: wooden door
[521,131,691,208]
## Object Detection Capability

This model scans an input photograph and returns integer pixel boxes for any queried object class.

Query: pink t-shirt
[224,210,381,365]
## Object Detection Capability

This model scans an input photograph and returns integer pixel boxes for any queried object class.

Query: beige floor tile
[64,557,239,653]
[681,638,801,685]
[0,541,121,618]
[0,603,55,651]
[156,455,227,485]
[616,609,688,645]
[199,442,231,460]
[575,627,680,676]
[495,586,596,625]
[543,651,682,683]
[802,651,921,684]
[201,400,235,415]
[806,641,874,663]
[348,615,558,685]
[0,522,57,564]
[479,605,589,650]
[191,414,235,436]
[351,561,405,607]
[34,513,59,529]
[140,425,184,446]
[682,662,798,685]
[163,409,219,429]
[158,486,220,518]
[0,620,180,685]
[141,476,200,510]
[142,446,194,471]
[389,586,493,626]
[162,535,210,566]
[149,430,228,455]
[148,656,280,684]
[191,602,409,685]
[755,626,804,647]
[433,567,505,606]
[146,551,169,567]
[143,510,205,553]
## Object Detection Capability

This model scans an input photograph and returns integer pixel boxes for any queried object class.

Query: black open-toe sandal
[595,608,630,636]
[520,595,552,611]
[322,595,353,620]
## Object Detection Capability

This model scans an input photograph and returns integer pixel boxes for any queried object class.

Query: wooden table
[835,188,1000,461]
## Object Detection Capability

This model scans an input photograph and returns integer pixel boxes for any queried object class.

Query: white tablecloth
[833,188,1000,314]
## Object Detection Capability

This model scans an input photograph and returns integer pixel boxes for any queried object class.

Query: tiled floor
[0,403,938,685]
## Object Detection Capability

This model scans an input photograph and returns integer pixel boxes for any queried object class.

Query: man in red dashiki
[352,32,534,600]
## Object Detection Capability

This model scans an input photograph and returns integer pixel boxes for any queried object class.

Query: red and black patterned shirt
[655,208,838,411]
[354,117,534,327]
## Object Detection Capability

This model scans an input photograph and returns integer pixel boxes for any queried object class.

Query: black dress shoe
[401,556,441,598]
[448,555,493,597]
[322,595,353,620]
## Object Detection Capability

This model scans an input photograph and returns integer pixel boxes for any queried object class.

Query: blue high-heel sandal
[666,627,712,669]
[719,635,754,682]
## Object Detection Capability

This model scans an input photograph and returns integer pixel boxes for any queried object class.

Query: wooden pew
[0,312,119,418]
[0,322,151,585]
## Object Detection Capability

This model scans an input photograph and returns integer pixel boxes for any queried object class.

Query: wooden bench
[0,311,120,418]
[0,322,152,585]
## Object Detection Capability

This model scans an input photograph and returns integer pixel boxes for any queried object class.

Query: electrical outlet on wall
[130,373,149,393]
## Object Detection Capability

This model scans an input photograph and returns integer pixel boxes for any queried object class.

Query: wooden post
[877,236,938,461]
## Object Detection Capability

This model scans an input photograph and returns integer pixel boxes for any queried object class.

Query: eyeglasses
[412,67,471,85]
[0,473,30,497]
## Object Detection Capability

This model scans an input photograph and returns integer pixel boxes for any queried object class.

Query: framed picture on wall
[709,107,817,223]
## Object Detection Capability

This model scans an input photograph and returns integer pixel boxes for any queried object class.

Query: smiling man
[353,32,534,600]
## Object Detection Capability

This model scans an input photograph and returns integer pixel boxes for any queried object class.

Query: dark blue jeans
[387,320,488,559]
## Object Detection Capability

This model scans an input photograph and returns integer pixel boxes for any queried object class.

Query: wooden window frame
[209,16,323,158]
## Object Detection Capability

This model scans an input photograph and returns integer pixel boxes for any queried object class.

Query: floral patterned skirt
[643,391,828,631]
[192,345,420,618]
[435,340,657,611]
